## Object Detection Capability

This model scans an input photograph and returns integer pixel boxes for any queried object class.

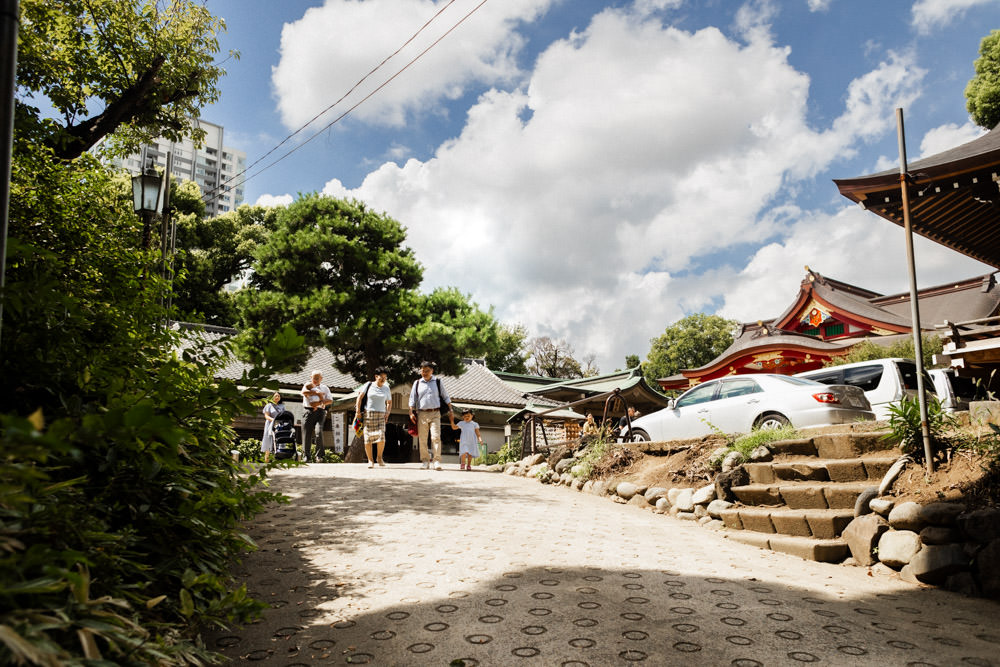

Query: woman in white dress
[261,392,284,463]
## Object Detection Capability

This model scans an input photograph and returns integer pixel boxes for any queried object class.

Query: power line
[204,0,490,206]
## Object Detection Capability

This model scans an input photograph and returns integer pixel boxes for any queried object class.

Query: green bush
[571,437,611,479]
[236,437,264,462]
[708,424,799,469]
[883,394,956,459]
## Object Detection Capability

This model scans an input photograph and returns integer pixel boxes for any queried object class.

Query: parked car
[623,374,873,442]
[795,358,935,420]
[928,368,978,413]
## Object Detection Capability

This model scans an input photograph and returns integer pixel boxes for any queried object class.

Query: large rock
[853,486,879,517]
[748,445,773,462]
[869,498,895,517]
[877,530,922,569]
[918,502,967,526]
[616,482,639,500]
[721,451,744,473]
[673,488,695,512]
[958,509,1000,543]
[628,494,650,509]
[974,539,1000,598]
[887,501,924,532]
[591,480,607,496]
[582,480,594,494]
[901,543,969,584]
[525,453,545,467]
[644,487,668,502]
[715,466,750,502]
[709,447,730,466]
[707,499,734,519]
[692,484,716,506]
[667,487,682,505]
[842,514,890,566]
[547,445,573,470]
[655,497,671,512]
[919,526,961,545]
[554,457,575,474]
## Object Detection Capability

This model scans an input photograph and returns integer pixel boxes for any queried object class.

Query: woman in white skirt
[261,392,284,463]
[354,366,392,468]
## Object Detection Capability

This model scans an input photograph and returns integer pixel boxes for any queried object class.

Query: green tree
[625,354,641,369]
[643,314,739,387]
[527,336,585,378]
[966,29,1000,130]
[172,202,277,324]
[236,194,497,384]
[16,0,231,160]
[484,323,530,373]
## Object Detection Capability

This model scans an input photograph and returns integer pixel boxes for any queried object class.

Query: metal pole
[895,108,934,473]
[0,0,20,353]
[159,151,172,318]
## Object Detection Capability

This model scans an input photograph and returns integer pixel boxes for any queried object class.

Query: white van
[928,368,977,413]
[795,358,936,420]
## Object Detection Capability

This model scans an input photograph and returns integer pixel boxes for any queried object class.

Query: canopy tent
[834,123,1000,268]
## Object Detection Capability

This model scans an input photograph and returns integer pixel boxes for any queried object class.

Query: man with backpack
[408,361,454,470]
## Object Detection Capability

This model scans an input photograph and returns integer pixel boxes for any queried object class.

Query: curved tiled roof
[681,324,855,375]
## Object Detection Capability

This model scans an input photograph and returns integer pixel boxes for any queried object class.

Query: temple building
[657,268,1000,392]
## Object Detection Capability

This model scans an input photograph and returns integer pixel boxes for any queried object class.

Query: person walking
[355,366,392,468]
[450,409,483,471]
[408,361,454,470]
[261,392,285,463]
[301,371,332,462]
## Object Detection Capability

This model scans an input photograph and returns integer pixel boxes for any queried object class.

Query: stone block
[655,497,670,512]
[869,498,895,516]
[694,504,708,519]
[877,530,922,568]
[738,509,776,534]
[744,462,775,484]
[888,501,924,531]
[769,511,812,537]
[644,486,668,502]
[905,543,969,584]
[862,458,896,480]
[726,531,771,549]
[780,485,828,510]
[974,539,1000,598]
[824,484,870,510]
[773,462,828,482]
[674,487,695,512]
[591,481,607,496]
[804,510,854,540]
[919,526,960,545]
[718,509,743,530]
[768,438,817,456]
[731,484,783,506]
[677,511,699,521]
[748,445,773,462]
[813,434,862,459]
[692,484,716,506]
[825,459,866,482]
[768,535,850,563]
[721,451,744,473]
[958,508,1000,543]
[715,467,750,502]
[919,502,967,526]
[704,519,725,530]
[582,480,594,494]
[707,499,734,519]
[842,514,890,566]
[667,487,682,505]
[628,494,650,510]
[698,515,715,526]
[616,482,639,500]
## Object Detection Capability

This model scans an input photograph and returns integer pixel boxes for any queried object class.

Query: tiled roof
[681,324,855,374]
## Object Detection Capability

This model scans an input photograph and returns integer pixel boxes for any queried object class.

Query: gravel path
[205,463,1000,666]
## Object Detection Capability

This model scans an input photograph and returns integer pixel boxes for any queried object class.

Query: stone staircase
[716,430,900,563]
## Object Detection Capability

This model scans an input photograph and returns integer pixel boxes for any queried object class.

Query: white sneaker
[421,461,430,469]
[367,461,374,468]
[434,461,442,471]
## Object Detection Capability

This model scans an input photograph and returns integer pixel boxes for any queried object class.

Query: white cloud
[918,120,986,158]
[271,0,555,130]
[255,193,294,207]
[807,0,832,11]
[719,205,993,322]
[318,6,930,371]
[911,0,1000,34]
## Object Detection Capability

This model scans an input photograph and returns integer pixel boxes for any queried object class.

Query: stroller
[272,411,298,460]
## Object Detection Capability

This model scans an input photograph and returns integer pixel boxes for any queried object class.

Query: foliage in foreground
[882,394,956,461]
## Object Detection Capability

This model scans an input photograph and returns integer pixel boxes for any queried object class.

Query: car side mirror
[667,398,676,409]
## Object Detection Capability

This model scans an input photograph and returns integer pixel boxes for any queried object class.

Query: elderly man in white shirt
[301,370,333,462]
[408,361,454,470]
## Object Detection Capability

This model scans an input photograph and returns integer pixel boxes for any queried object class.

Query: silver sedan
[624,374,874,442]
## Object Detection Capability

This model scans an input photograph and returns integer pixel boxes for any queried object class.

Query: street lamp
[131,164,161,247]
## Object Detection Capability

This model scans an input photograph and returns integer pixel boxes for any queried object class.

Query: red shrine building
[657,268,1000,392]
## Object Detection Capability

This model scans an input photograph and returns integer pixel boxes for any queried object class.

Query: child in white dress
[451,409,483,470]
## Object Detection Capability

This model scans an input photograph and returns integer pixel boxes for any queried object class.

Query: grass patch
[709,424,799,469]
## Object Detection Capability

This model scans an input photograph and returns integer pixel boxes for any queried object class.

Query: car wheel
[754,413,790,430]
[628,428,651,442]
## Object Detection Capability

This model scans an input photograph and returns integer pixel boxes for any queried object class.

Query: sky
[200,0,1000,373]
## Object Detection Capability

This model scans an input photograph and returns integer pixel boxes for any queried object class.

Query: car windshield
[771,375,823,387]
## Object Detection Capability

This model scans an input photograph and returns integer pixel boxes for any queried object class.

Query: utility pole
[0,0,20,353]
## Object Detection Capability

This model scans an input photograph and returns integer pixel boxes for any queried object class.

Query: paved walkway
[206,463,1000,666]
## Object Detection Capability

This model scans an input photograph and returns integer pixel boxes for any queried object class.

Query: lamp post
[131,164,161,248]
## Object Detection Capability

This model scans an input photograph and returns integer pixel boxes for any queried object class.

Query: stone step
[730,481,872,510]
[811,432,897,459]
[744,457,898,484]
[718,507,854,539]
[723,531,849,563]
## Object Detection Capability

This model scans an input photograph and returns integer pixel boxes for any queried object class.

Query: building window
[802,327,820,337]
[823,323,845,337]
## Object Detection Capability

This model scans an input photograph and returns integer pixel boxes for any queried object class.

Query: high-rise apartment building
[110,119,246,217]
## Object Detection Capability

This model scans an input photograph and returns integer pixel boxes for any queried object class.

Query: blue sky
[200,0,999,372]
